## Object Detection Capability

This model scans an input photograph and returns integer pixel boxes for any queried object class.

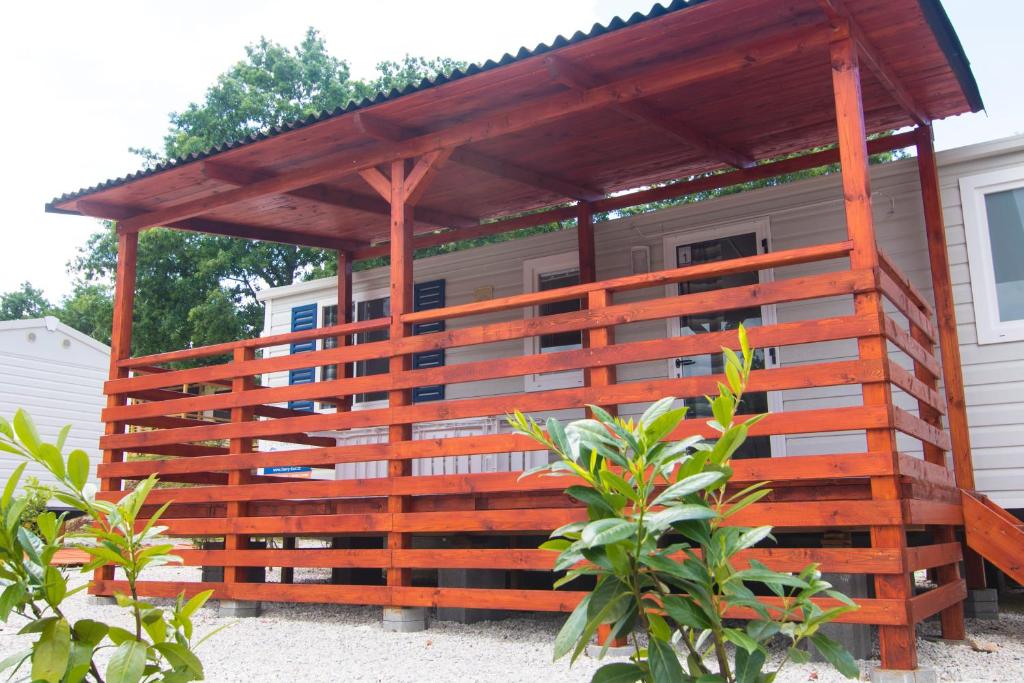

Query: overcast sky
[0,0,1020,300]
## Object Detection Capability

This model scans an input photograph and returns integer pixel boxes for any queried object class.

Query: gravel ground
[2,566,1023,682]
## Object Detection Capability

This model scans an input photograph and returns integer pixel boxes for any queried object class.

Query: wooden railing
[93,241,964,625]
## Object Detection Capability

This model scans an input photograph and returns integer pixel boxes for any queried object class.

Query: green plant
[17,475,55,537]
[0,410,219,682]
[508,327,860,683]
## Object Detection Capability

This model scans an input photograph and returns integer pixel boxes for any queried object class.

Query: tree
[68,29,467,357]
[0,282,54,320]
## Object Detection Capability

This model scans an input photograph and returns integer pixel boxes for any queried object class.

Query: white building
[0,316,106,497]
[257,135,1024,510]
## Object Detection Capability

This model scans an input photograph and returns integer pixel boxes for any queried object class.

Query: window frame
[350,286,391,409]
[522,251,584,392]
[960,165,1024,344]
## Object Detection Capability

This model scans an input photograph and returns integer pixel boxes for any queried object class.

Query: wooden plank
[897,453,955,488]
[100,363,887,450]
[905,543,963,572]
[887,361,946,415]
[119,318,386,369]
[893,408,952,451]
[909,580,967,624]
[543,54,754,169]
[882,315,941,378]
[404,241,853,324]
[105,313,880,423]
[105,268,876,398]
[904,500,963,526]
[877,248,934,318]
[878,270,938,342]
[115,22,832,233]
[155,513,392,536]
[179,549,390,568]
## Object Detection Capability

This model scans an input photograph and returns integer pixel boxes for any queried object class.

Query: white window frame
[661,217,786,457]
[960,165,1024,344]
[349,286,391,410]
[522,251,584,392]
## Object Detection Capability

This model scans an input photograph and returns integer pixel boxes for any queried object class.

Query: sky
[0,0,1020,301]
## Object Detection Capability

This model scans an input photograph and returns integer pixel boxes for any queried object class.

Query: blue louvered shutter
[412,280,445,403]
[288,303,317,411]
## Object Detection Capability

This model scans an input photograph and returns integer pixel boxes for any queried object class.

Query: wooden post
[914,125,986,589]
[95,229,137,590]
[387,159,415,590]
[830,32,916,670]
[576,202,596,284]
[336,249,354,412]
[224,347,255,585]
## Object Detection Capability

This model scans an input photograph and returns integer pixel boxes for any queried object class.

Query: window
[354,294,390,405]
[961,166,1024,344]
[523,252,583,391]
[318,304,339,410]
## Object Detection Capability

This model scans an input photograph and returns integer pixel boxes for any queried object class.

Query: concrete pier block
[869,667,939,683]
[802,572,871,661]
[437,568,507,623]
[963,588,998,619]
[87,595,118,606]
[218,600,261,618]
[382,606,428,632]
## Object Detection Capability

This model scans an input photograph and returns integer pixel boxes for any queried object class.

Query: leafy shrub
[509,327,860,682]
[17,475,55,537]
[0,410,218,682]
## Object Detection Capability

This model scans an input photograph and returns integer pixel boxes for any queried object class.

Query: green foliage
[508,327,860,683]
[0,282,57,320]
[0,411,217,682]
[17,476,55,537]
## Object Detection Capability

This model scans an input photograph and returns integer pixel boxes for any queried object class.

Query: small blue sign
[263,466,311,475]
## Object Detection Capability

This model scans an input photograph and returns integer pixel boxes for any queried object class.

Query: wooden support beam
[77,199,367,251]
[819,0,930,126]
[224,346,255,584]
[335,249,354,412]
[404,148,454,206]
[203,161,476,229]
[351,130,915,261]
[353,112,604,202]
[544,55,755,169]
[92,229,137,594]
[831,34,916,671]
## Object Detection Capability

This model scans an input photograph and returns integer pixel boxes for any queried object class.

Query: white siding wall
[259,136,1024,507]
[0,319,106,498]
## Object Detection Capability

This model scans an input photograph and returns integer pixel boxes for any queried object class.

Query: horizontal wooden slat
[897,453,955,488]
[879,270,938,342]
[909,580,967,624]
[105,313,880,422]
[119,318,388,368]
[403,241,853,324]
[883,316,941,378]
[904,499,963,526]
[877,249,934,318]
[104,268,876,396]
[905,543,962,572]
[102,362,887,450]
[179,549,390,568]
[92,580,906,624]
[893,408,952,450]
[887,361,946,415]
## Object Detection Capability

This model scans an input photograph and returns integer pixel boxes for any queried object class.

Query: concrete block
[438,568,508,623]
[964,589,999,619]
[801,572,871,661]
[87,595,118,606]
[869,667,938,683]
[382,607,428,632]
[585,642,634,659]
[218,600,261,618]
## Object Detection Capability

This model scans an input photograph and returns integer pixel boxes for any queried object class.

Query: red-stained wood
[909,580,967,625]
[905,543,963,572]
[904,500,963,526]
[831,33,915,671]
[223,346,255,584]
[877,248,934,318]
[878,270,938,342]
[897,453,955,488]
[962,491,1024,586]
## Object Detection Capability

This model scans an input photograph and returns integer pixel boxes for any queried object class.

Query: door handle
[675,358,696,367]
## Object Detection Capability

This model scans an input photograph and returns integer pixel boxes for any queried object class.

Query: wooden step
[962,491,1024,586]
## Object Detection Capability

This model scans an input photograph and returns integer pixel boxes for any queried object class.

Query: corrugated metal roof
[46,0,981,211]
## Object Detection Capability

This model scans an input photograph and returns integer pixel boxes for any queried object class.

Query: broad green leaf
[662,594,711,630]
[73,619,109,645]
[0,583,26,620]
[651,471,725,506]
[787,646,811,664]
[31,617,71,683]
[807,633,860,679]
[154,642,204,676]
[723,626,761,654]
[13,409,41,454]
[592,662,644,683]
[735,526,773,552]
[645,504,717,532]
[539,538,572,552]
[43,565,67,605]
[38,443,65,478]
[68,449,90,491]
[2,462,26,508]
[565,486,617,515]
[730,568,809,590]
[106,626,137,645]
[733,647,767,683]
[56,424,72,451]
[0,415,12,439]
[65,641,96,683]
[106,640,147,683]
[553,594,591,660]
[648,636,684,683]
[640,396,677,427]
[581,518,634,548]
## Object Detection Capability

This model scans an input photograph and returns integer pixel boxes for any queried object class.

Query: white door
[663,218,785,458]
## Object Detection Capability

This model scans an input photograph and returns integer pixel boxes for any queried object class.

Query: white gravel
[2,565,1023,682]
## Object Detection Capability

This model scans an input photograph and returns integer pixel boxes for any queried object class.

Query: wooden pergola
[50,0,1010,672]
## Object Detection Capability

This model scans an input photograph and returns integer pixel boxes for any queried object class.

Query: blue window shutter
[288,303,317,411]
[412,280,445,403]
